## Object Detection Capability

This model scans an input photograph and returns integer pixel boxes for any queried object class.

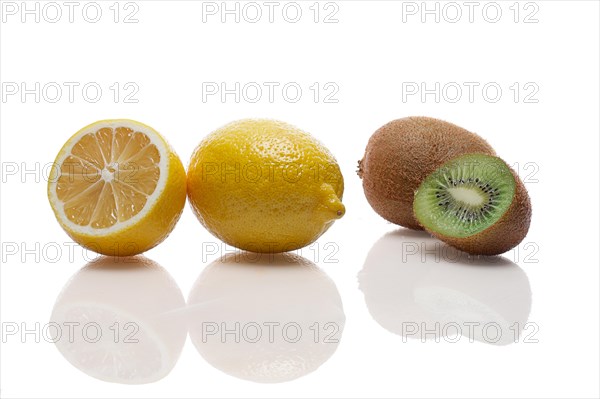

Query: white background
[1,1,599,398]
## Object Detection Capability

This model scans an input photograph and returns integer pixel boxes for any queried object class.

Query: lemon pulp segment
[56,127,161,229]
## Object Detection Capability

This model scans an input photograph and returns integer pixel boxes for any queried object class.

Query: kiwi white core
[448,187,485,207]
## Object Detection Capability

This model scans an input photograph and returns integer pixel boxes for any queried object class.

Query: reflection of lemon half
[187,119,345,253]
[47,120,186,256]
[50,256,187,384]
[54,304,167,383]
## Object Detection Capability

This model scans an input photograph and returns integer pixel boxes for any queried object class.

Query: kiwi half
[358,117,495,229]
[413,154,531,255]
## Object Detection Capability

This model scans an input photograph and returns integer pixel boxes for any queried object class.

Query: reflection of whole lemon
[187,119,345,253]
[187,252,346,383]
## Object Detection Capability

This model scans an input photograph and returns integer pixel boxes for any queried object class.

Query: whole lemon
[187,119,345,253]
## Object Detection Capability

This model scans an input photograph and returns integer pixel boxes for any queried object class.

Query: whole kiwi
[357,116,495,229]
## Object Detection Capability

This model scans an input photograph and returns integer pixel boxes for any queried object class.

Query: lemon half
[47,120,186,256]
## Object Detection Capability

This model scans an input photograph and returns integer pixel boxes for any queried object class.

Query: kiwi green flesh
[414,154,516,238]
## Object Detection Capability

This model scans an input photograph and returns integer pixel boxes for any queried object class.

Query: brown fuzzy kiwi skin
[358,117,495,230]
[420,166,532,256]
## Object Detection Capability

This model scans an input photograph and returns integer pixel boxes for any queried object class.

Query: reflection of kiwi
[358,117,495,229]
[359,229,531,345]
[413,154,532,255]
